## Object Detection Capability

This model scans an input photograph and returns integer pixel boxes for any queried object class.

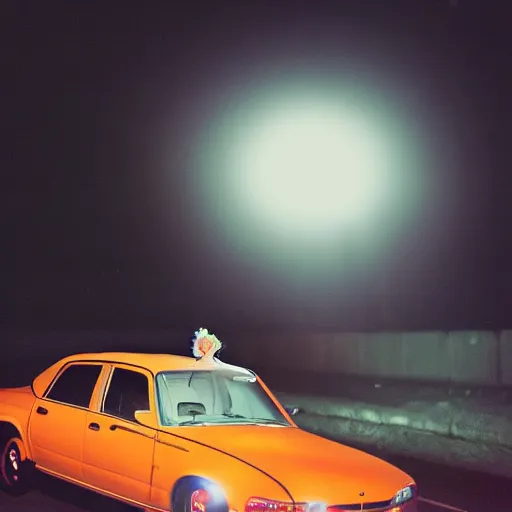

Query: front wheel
[173,480,229,512]
[0,437,33,496]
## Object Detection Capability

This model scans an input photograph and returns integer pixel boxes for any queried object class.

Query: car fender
[151,431,293,511]
[0,387,37,460]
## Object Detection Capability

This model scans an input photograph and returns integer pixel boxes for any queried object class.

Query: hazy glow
[191,75,429,284]
[237,100,391,234]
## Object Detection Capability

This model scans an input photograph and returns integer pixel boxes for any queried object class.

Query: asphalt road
[0,445,509,512]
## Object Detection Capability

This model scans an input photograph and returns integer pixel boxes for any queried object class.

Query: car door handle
[88,422,100,431]
[36,406,48,415]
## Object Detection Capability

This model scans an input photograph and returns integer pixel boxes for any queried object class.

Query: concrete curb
[276,392,512,450]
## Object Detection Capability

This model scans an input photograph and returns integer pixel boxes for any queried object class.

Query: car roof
[64,352,199,372]
[62,351,253,374]
[32,351,253,398]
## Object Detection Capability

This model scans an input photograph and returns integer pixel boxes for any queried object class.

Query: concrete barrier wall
[229,330,505,386]
[500,330,512,386]
[1,329,511,387]
[243,330,505,386]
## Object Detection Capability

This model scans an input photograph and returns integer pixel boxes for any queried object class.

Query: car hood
[171,425,414,505]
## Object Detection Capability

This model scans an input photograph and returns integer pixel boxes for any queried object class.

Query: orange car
[0,328,417,511]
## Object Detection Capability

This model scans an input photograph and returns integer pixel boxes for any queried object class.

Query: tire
[173,482,197,512]
[0,436,33,496]
[172,480,229,512]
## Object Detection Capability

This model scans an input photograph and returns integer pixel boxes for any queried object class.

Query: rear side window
[46,364,103,408]
[103,368,150,422]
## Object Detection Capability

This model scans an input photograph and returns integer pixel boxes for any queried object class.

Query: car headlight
[246,498,327,512]
[391,485,416,506]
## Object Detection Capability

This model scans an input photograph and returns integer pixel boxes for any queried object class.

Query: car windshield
[156,368,290,427]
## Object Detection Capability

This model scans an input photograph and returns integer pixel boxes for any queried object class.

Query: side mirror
[134,410,158,429]
[284,406,302,417]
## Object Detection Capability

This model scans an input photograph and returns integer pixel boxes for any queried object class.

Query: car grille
[330,500,391,510]
[329,501,390,510]
[328,498,417,511]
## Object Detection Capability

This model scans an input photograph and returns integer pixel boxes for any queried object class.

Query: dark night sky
[2,1,511,332]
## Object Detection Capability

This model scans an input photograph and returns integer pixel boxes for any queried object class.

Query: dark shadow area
[0,471,140,511]
[33,472,134,511]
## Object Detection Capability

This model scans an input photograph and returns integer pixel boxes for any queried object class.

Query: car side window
[46,364,103,408]
[103,368,150,422]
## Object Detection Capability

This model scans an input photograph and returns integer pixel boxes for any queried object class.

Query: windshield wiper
[178,420,206,426]
[250,418,289,426]
[221,414,288,426]
[178,415,289,426]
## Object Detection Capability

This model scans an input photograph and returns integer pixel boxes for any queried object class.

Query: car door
[28,362,104,481]
[82,364,156,505]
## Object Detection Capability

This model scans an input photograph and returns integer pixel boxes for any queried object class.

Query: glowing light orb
[189,76,428,283]
[235,100,392,234]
